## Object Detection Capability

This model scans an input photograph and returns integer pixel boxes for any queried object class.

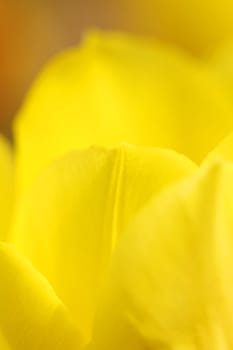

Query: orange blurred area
[0,0,122,136]
[0,2,19,135]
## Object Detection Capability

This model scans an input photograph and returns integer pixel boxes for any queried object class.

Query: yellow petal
[11,144,196,344]
[0,330,10,350]
[209,41,233,91]
[88,160,233,350]
[204,132,233,165]
[118,0,233,56]
[0,135,13,241]
[0,242,79,350]
[207,43,233,164]
[14,31,233,195]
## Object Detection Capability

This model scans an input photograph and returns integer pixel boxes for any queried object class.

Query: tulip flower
[14,31,233,195]
[11,144,197,346]
[88,158,233,349]
[1,30,233,349]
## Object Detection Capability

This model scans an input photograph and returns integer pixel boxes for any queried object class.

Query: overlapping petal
[14,31,233,195]
[0,242,79,350]
[204,125,233,164]
[88,160,233,349]
[11,144,196,344]
[0,135,13,240]
[119,0,233,56]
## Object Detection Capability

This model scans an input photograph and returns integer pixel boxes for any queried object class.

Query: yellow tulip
[2,30,233,349]
[14,31,233,195]
[88,159,233,349]
[11,144,197,344]
[118,0,233,56]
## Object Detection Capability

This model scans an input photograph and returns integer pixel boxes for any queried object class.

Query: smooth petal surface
[204,129,233,164]
[118,0,233,56]
[14,31,233,195]
[209,41,233,91]
[0,242,79,350]
[11,144,196,344]
[88,161,233,350]
[0,135,13,240]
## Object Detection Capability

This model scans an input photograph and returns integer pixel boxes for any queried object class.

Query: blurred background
[0,1,125,136]
[1,0,233,136]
